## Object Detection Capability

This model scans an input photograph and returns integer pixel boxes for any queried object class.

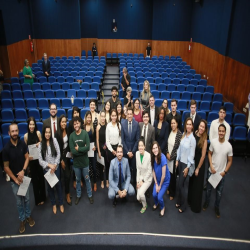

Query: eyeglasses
[50,108,57,111]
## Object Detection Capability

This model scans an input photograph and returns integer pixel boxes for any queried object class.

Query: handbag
[188,160,195,177]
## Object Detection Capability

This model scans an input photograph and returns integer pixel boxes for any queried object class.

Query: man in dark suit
[42,103,60,138]
[166,99,183,132]
[121,107,140,186]
[139,110,155,153]
[146,95,160,126]
[42,53,51,78]
[183,99,201,132]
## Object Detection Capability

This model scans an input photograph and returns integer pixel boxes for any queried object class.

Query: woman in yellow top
[23,59,35,88]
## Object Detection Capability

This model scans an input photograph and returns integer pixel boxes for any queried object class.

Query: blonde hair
[142,80,151,99]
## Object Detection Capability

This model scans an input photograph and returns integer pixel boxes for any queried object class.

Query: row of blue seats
[37,55,105,63]
[107,53,182,60]
[122,67,195,74]
[1,97,92,111]
[3,82,100,92]
[1,89,98,100]
[120,61,187,68]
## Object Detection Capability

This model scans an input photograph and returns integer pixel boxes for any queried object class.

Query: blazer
[166,129,182,161]
[109,157,131,193]
[146,106,160,125]
[55,128,71,162]
[184,112,202,132]
[136,151,153,183]
[139,122,155,153]
[154,120,169,154]
[43,116,60,136]
[42,60,51,75]
[121,119,140,155]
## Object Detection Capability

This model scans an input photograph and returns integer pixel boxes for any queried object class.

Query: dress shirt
[209,119,230,141]
[51,117,57,138]
[141,123,148,144]
[190,112,196,123]
[176,133,196,168]
[150,106,155,126]
[106,122,122,152]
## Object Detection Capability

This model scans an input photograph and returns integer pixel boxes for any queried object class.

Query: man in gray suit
[42,103,60,138]
[139,110,155,153]
[108,145,135,207]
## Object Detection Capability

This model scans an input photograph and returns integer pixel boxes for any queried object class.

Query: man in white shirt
[42,103,59,138]
[209,106,230,141]
[146,95,159,126]
[203,124,233,218]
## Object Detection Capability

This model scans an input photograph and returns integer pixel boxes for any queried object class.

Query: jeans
[205,171,225,209]
[10,182,31,221]
[44,167,63,206]
[73,166,92,198]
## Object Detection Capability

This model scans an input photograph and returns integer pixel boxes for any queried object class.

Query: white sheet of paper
[28,144,39,160]
[167,159,173,174]
[88,142,95,157]
[97,156,105,166]
[208,172,222,189]
[66,152,72,158]
[44,169,59,188]
[17,176,31,196]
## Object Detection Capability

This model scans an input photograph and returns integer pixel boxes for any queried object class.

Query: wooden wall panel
[35,39,81,60]
[0,45,11,80]
[81,38,98,55]
[7,39,36,78]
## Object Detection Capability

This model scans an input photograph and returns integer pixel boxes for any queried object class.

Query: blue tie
[119,163,122,189]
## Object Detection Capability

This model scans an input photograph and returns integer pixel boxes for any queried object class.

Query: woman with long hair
[55,115,72,205]
[84,111,98,191]
[24,117,45,206]
[175,117,196,213]
[188,119,208,213]
[133,98,143,123]
[151,141,170,217]
[116,102,125,122]
[96,110,109,188]
[166,117,182,200]
[89,99,99,131]
[161,99,170,118]
[106,109,121,164]
[38,126,63,214]
[136,139,152,213]
[140,80,151,110]
[103,101,111,123]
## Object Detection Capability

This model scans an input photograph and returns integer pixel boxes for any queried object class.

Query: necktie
[53,122,56,135]
[129,122,132,139]
[119,163,122,189]
[144,125,147,144]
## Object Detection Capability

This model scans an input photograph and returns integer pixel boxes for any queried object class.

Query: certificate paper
[97,156,105,166]
[167,159,173,174]
[44,169,59,188]
[66,152,72,158]
[28,144,39,160]
[88,142,95,157]
[208,172,222,189]
[17,176,31,196]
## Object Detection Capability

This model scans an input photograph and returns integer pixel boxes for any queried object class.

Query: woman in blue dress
[151,141,170,217]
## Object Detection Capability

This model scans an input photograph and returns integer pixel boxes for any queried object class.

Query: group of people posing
[3,82,233,234]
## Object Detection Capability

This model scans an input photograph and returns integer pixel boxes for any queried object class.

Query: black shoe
[89,196,94,204]
[75,197,81,205]
[215,207,220,218]
[113,198,117,207]
[203,202,209,211]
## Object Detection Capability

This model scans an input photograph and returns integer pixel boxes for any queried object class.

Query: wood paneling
[7,39,36,78]
[0,45,11,80]
[81,38,98,55]
[35,39,81,60]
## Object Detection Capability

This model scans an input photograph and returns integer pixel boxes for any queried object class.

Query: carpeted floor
[0,156,250,249]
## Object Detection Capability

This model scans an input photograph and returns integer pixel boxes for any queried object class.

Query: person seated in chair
[108,145,135,207]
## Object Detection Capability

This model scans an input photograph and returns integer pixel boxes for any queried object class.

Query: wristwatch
[22,168,26,173]
[224,170,227,175]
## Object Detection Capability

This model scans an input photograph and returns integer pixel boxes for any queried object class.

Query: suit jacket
[55,128,71,162]
[42,60,51,76]
[109,157,131,193]
[154,120,169,154]
[136,151,153,183]
[43,116,60,137]
[146,106,160,125]
[121,119,140,155]
[184,112,202,132]
[139,122,155,153]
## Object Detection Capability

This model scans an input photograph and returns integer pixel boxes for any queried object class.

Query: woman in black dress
[188,119,208,213]
[55,115,72,205]
[24,117,46,206]
[96,110,109,188]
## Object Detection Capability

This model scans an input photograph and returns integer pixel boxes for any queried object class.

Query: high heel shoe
[60,205,64,214]
[66,194,72,206]
[94,183,97,192]
[101,181,104,189]
[52,205,57,214]
[106,180,109,188]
